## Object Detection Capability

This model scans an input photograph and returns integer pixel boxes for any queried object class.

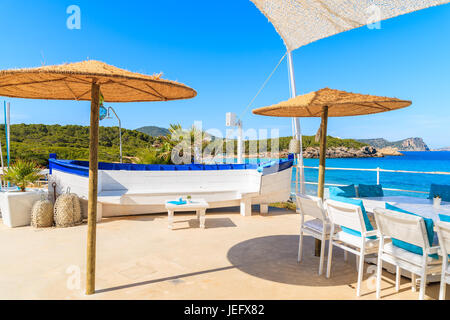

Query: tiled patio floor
[0,206,444,300]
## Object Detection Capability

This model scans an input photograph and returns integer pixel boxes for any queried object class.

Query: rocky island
[356,137,429,151]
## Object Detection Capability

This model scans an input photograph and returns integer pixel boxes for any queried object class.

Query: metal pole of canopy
[287,51,305,195]
[3,102,9,168]
[107,107,123,163]
[6,102,10,168]
[0,102,3,188]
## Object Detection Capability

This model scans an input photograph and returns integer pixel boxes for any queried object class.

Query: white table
[165,199,209,230]
[360,196,450,222]
[359,196,450,283]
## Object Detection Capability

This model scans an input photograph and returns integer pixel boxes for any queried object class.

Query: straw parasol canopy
[0,60,196,295]
[253,87,412,200]
[252,88,411,118]
[0,60,196,102]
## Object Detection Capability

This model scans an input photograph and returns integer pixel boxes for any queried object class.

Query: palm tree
[3,160,42,192]
[137,123,210,165]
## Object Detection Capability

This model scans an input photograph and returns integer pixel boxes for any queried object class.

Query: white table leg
[168,210,174,230]
[199,209,206,229]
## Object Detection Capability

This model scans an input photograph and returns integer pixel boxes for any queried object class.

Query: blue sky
[0,1,449,148]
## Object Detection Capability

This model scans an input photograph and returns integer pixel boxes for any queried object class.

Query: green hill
[135,126,170,137]
[0,124,156,166]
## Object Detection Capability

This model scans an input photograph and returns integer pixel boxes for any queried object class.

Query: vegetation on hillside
[135,126,170,137]
[0,124,156,166]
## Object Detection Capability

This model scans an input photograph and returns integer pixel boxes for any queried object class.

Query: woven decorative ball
[31,199,54,228]
[54,193,83,228]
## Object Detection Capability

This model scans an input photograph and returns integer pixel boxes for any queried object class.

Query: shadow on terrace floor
[228,234,372,287]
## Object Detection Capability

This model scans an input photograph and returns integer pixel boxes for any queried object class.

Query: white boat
[48,154,294,219]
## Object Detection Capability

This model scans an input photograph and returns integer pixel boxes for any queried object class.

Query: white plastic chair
[325,199,379,297]
[436,221,450,300]
[373,208,441,300]
[296,194,331,275]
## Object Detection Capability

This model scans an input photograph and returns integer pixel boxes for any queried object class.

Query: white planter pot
[0,189,46,228]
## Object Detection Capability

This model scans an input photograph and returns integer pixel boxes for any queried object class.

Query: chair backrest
[325,199,366,233]
[373,208,429,250]
[296,194,327,221]
[436,221,450,257]
[429,183,450,202]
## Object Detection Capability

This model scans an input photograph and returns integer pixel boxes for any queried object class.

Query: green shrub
[3,160,42,191]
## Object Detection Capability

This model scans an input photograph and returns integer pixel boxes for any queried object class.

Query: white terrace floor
[0,206,444,300]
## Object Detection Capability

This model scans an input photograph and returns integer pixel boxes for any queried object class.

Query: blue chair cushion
[385,203,438,259]
[358,184,384,198]
[329,185,356,198]
[330,195,376,239]
[428,184,450,202]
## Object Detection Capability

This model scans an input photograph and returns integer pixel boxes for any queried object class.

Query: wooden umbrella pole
[317,106,328,199]
[315,105,329,256]
[86,81,100,295]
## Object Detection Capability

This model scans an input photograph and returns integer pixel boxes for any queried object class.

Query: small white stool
[165,199,209,229]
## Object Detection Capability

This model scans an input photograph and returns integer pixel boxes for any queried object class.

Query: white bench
[97,189,259,217]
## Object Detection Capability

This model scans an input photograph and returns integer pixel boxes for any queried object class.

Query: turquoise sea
[293,151,450,198]
[223,151,450,198]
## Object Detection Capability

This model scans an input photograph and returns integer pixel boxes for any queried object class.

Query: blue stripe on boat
[48,156,293,177]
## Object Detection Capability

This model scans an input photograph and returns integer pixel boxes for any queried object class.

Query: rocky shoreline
[301,146,403,158]
[247,146,403,159]
[302,146,380,158]
[212,146,404,160]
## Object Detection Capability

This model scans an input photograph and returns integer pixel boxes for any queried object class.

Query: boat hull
[48,157,293,217]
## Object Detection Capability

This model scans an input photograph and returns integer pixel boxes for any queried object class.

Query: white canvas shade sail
[250,0,450,51]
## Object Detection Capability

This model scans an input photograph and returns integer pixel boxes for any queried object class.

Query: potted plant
[187,195,192,203]
[433,195,442,209]
[0,160,45,227]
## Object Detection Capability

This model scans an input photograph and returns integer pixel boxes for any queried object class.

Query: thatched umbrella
[253,87,411,197]
[253,88,411,253]
[0,60,196,294]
